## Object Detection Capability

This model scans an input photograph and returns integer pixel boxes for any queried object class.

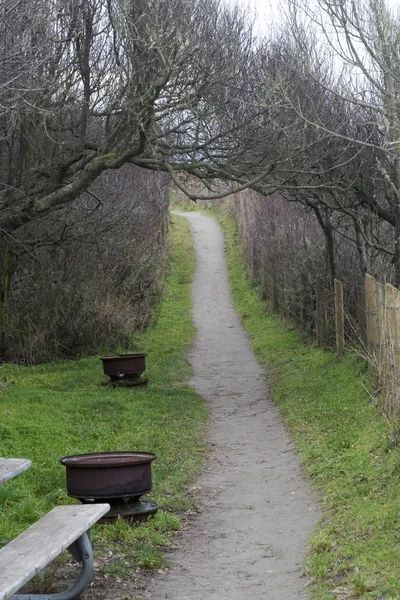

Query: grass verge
[173,201,400,600]
[0,215,207,582]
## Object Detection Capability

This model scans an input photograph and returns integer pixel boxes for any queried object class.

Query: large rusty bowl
[100,353,147,380]
[60,451,156,502]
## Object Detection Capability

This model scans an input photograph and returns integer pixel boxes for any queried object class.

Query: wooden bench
[0,459,110,600]
[0,459,32,486]
[0,504,110,600]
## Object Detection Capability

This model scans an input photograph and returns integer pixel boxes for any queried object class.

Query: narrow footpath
[145,212,319,600]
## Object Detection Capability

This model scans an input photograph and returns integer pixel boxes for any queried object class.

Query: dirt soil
[138,212,320,600]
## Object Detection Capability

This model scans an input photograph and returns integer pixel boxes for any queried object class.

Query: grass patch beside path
[174,202,400,599]
[0,215,207,576]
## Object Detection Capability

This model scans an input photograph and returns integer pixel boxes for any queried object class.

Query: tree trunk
[324,224,336,292]
[309,202,336,291]
[353,217,370,275]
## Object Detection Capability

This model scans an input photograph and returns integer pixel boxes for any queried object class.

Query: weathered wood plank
[334,279,345,356]
[0,504,110,600]
[376,281,387,369]
[365,274,378,358]
[0,459,31,486]
[385,283,400,371]
[357,273,368,348]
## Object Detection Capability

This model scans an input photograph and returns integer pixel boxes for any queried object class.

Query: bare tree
[0,0,266,357]
[274,0,400,284]
[0,0,262,236]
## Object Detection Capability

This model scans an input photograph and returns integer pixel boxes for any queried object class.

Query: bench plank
[0,504,110,600]
[0,459,31,486]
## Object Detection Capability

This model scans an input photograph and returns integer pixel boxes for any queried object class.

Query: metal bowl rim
[60,451,157,468]
[100,353,147,361]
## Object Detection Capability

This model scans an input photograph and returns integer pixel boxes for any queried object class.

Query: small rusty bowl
[100,353,146,380]
[60,451,156,502]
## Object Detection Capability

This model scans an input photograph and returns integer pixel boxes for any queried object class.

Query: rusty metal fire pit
[60,451,158,522]
[100,353,147,381]
[60,451,156,502]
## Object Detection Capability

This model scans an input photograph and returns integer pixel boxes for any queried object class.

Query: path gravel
[145,212,319,600]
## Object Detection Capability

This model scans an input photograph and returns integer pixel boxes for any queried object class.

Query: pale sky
[236,0,400,38]
[238,0,281,35]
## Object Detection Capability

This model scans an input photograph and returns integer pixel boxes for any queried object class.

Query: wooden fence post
[316,279,326,347]
[334,279,344,356]
[376,281,386,369]
[385,283,400,373]
[357,274,368,348]
[365,274,378,359]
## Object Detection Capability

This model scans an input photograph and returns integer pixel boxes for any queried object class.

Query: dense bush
[3,166,169,363]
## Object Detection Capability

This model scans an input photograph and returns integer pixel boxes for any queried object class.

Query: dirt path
[145,212,319,600]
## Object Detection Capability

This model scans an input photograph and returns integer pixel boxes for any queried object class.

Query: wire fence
[251,252,400,428]
[363,275,400,427]
[229,195,400,426]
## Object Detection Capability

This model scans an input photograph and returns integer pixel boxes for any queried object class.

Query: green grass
[173,201,400,599]
[0,215,208,578]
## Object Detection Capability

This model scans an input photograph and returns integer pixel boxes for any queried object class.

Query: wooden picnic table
[0,458,32,486]
[0,457,110,600]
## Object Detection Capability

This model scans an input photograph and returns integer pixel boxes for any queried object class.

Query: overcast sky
[239,0,281,35]
[236,0,400,37]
